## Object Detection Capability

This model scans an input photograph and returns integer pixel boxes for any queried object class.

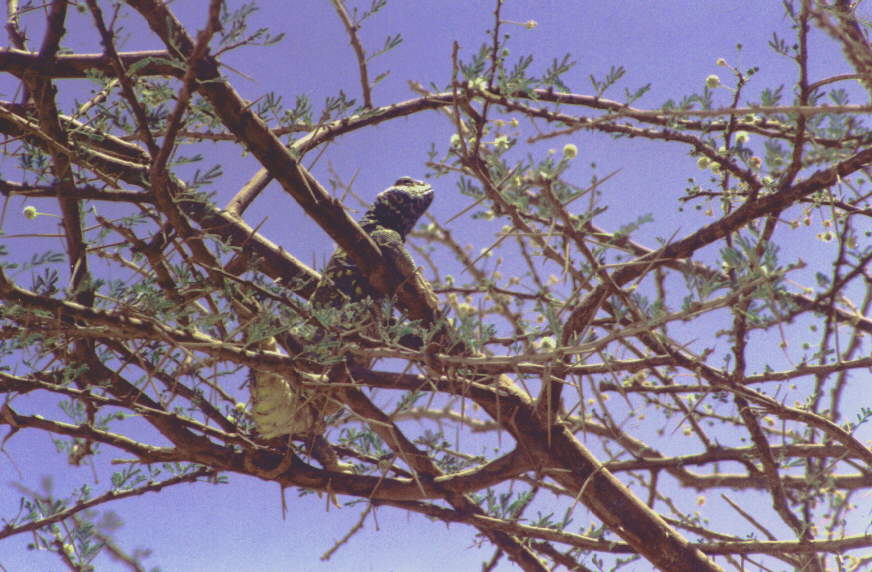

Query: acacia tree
[1,1,870,570]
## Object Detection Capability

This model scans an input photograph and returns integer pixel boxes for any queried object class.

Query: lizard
[310,176,435,308]
[250,177,435,439]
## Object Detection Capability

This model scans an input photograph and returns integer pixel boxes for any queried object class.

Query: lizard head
[361,177,434,239]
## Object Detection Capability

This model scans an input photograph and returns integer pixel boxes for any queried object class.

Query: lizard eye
[393,176,421,187]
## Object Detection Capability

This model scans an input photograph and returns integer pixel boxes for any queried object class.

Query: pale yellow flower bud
[493,135,511,151]
[468,77,487,91]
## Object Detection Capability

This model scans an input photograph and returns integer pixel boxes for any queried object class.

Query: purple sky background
[1,1,869,570]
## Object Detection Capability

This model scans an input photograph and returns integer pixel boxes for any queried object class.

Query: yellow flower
[524,19,538,30]
[705,74,721,88]
[468,77,487,91]
[457,303,475,316]
[715,58,728,67]
[562,143,578,159]
[492,135,511,151]
[22,205,59,220]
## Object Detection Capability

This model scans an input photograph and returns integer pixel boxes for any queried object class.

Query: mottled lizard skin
[310,176,434,308]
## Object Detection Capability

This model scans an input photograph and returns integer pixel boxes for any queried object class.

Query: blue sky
[1,1,869,570]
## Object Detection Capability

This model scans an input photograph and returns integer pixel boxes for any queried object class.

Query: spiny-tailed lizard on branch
[250,177,435,439]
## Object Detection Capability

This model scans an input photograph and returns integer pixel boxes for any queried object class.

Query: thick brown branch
[0,48,179,79]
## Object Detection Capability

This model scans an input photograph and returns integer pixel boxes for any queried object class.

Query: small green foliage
[541,53,576,92]
[339,427,389,458]
[459,44,490,81]
[351,0,389,24]
[320,90,357,122]
[589,65,626,97]
[282,94,313,125]
[475,489,534,520]
[768,32,793,57]
[187,164,223,190]
[111,465,145,489]
[219,2,285,50]
[368,33,403,61]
